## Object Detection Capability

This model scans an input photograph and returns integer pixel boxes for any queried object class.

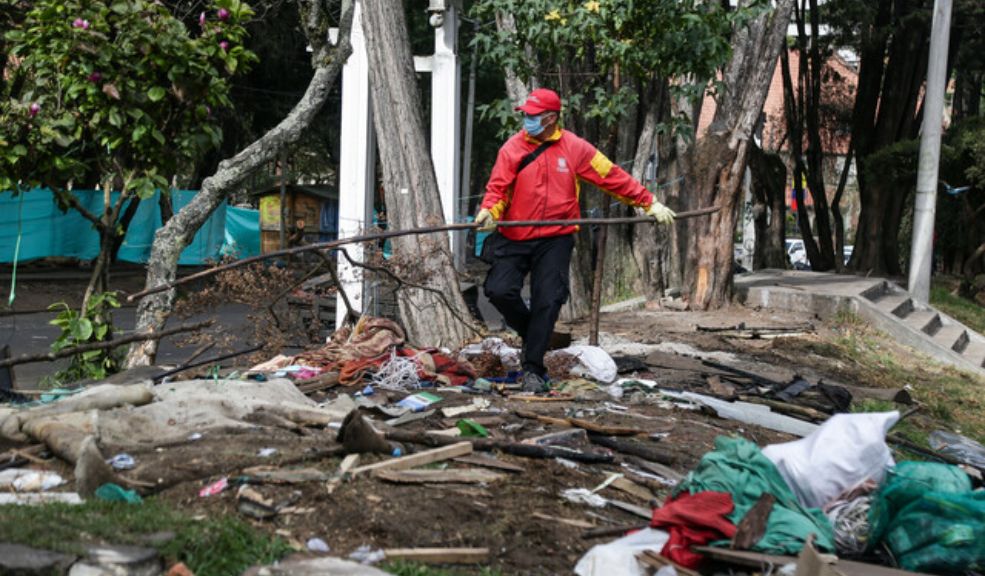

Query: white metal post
[430,3,461,265]
[908,0,952,303]
[336,0,375,328]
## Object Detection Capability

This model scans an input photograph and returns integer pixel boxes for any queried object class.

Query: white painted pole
[336,0,375,328]
[431,4,461,266]
[908,0,952,303]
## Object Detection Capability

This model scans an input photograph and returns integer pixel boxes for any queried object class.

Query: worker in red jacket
[476,88,675,392]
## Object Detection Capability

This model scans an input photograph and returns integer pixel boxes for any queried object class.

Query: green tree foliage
[470,0,756,136]
[0,0,257,196]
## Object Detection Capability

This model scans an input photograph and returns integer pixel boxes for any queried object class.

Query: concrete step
[872,292,915,319]
[933,324,970,354]
[903,309,942,336]
[962,341,985,368]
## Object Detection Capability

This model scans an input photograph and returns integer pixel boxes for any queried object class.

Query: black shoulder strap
[517,138,557,174]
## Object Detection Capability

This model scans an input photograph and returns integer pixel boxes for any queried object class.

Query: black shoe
[522,371,549,393]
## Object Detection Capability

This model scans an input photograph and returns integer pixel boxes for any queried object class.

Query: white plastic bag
[762,411,899,509]
[574,528,670,576]
[549,345,618,383]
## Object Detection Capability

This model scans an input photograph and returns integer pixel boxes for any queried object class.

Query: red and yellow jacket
[480,129,655,241]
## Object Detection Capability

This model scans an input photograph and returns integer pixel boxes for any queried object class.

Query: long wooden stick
[0,320,213,369]
[126,206,720,302]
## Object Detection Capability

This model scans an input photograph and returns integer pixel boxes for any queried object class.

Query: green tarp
[675,436,836,555]
[1,189,259,265]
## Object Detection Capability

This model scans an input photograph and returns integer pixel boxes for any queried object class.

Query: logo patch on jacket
[556,157,569,173]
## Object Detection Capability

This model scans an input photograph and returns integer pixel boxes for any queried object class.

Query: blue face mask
[524,114,546,137]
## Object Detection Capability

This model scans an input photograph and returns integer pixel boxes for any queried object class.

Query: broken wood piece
[241,467,330,484]
[796,535,846,576]
[453,455,525,473]
[581,524,646,539]
[626,457,685,483]
[374,468,506,484]
[382,548,489,565]
[515,410,647,436]
[509,394,577,402]
[523,428,588,448]
[440,398,490,418]
[441,415,504,429]
[608,476,655,503]
[325,454,359,495]
[383,430,614,463]
[296,371,340,394]
[531,511,595,529]
[637,550,702,576]
[349,442,472,476]
[732,493,774,549]
[587,434,675,466]
[738,396,830,422]
[607,498,652,520]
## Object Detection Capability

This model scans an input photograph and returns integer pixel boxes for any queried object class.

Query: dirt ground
[5,266,983,574]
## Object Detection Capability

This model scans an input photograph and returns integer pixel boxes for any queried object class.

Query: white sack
[762,411,899,509]
[574,528,670,576]
[549,345,618,383]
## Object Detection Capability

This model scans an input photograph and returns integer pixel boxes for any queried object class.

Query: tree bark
[361,0,477,347]
[124,0,354,367]
[749,142,788,269]
[685,0,795,308]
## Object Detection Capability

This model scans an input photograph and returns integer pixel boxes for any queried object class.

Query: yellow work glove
[475,208,498,232]
[645,202,675,225]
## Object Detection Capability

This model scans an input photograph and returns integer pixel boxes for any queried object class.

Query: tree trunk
[361,0,477,347]
[685,0,795,308]
[749,142,788,269]
[849,0,931,275]
[124,0,354,367]
[494,11,529,103]
[630,83,669,298]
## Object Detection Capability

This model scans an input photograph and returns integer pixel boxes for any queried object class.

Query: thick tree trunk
[685,0,795,308]
[749,143,788,269]
[849,0,931,275]
[630,85,669,298]
[494,12,529,103]
[124,0,354,367]
[361,1,477,347]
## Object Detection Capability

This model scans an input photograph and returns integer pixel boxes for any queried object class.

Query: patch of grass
[814,311,985,445]
[382,561,502,576]
[931,283,985,335]
[0,499,290,576]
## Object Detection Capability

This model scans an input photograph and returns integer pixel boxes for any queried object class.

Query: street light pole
[908,0,952,303]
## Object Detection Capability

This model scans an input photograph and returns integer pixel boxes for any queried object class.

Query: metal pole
[908,0,952,303]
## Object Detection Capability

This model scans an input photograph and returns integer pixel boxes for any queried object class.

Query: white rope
[828,495,872,557]
[371,351,423,391]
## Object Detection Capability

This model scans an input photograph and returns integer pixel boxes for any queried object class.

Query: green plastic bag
[94,482,143,504]
[868,461,984,575]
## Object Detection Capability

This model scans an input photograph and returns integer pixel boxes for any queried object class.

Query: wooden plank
[383,548,489,565]
[732,493,774,549]
[531,511,595,529]
[608,476,655,502]
[374,468,506,484]
[693,546,936,576]
[607,498,652,520]
[325,453,360,494]
[350,442,472,476]
[453,455,525,473]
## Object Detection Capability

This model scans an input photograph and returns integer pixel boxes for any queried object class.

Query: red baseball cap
[515,88,562,114]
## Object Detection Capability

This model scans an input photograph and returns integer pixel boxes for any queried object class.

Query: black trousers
[483,234,574,377]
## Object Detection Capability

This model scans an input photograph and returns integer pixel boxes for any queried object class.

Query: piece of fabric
[480,129,654,241]
[574,528,670,576]
[675,436,835,555]
[483,234,574,376]
[650,491,736,568]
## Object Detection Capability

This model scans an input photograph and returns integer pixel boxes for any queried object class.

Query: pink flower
[199,11,206,27]
[72,18,90,30]
[88,71,102,83]
[219,40,229,51]
[29,102,40,117]
[217,8,230,21]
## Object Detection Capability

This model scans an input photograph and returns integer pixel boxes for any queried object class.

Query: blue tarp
[1,189,259,265]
